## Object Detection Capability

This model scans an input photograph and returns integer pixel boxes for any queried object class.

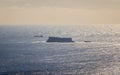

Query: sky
[0,0,120,25]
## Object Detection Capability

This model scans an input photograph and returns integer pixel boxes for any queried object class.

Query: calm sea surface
[0,24,120,75]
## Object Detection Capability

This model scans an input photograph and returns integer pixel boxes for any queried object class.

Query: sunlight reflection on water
[0,24,120,75]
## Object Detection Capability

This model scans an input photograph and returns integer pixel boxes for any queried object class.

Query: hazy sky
[0,0,120,25]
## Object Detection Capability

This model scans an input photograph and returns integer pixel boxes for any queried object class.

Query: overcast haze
[0,0,120,25]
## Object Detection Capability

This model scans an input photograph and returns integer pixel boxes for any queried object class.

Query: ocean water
[0,24,120,75]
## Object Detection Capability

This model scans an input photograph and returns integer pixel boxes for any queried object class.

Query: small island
[34,35,43,37]
[84,41,91,42]
[47,37,74,42]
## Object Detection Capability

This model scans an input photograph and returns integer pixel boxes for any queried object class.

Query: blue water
[0,25,120,75]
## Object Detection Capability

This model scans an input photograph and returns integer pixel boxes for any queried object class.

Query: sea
[0,24,120,75]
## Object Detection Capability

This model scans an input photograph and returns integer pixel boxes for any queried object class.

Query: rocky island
[47,37,74,42]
